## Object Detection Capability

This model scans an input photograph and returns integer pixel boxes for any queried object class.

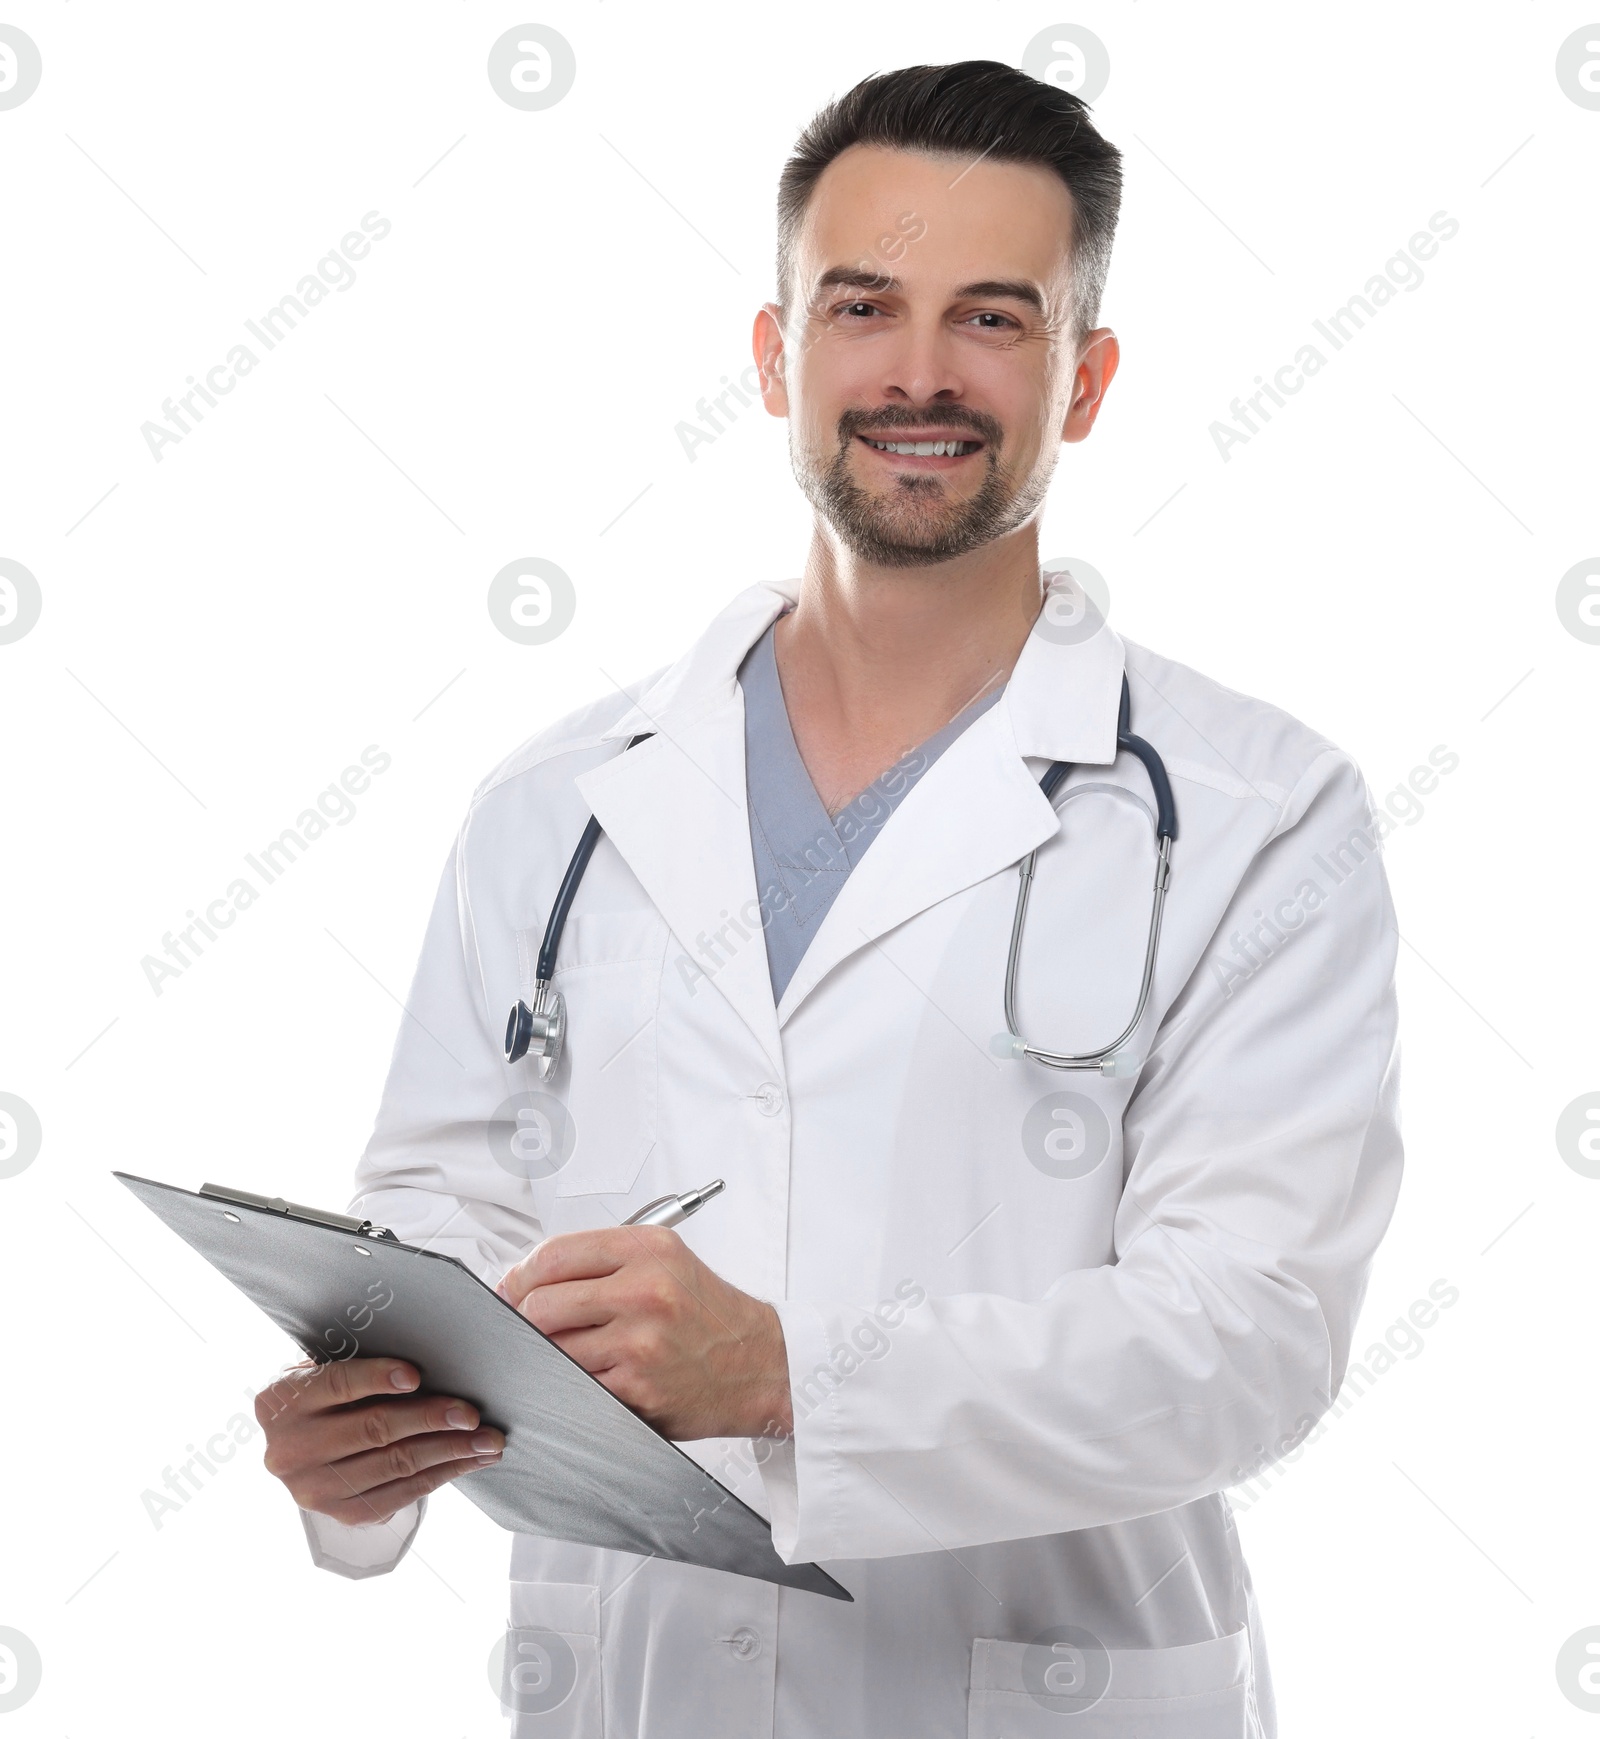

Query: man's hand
[256,1357,505,1526]
[497,1227,793,1441]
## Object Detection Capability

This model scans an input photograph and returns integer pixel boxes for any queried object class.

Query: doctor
[258,60,1401,1738]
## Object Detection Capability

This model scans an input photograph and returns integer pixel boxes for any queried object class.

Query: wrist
[743,1302,793,1438]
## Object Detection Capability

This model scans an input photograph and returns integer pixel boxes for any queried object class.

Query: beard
[791,405,1049,568]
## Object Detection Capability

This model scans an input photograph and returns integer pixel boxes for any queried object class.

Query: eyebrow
[812,267,1046,314]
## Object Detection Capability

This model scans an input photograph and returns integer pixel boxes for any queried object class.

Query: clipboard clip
[199,1182,399,1242]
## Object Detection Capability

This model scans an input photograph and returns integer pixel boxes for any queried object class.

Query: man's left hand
[497,1227,794,1441]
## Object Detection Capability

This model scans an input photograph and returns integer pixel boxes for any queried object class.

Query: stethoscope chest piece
[502,739,654,1082]
[505,981,566,1079]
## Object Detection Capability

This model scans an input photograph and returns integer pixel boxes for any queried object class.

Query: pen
[497,1180,728,1300]
[623,1179,726,1228]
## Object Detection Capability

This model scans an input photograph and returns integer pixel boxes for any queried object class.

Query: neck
[771,524,1045,812]
[780,524,1043,736]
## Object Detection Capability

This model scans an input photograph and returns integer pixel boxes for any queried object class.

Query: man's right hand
[256,1357,504,1526]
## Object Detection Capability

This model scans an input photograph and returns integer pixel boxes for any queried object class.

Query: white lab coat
[300,573,1402,1738]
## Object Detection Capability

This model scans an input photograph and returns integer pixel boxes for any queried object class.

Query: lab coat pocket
[536,910,667,1198]
[967,1627,1253,1738]
[502,1580,603,1738]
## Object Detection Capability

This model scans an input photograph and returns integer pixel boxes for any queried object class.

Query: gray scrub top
[738,617,1005,1002]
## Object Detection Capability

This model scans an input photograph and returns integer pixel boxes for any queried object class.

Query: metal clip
[198,1182,398,1241]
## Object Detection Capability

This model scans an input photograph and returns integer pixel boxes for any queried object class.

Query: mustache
[836,406,1004,446]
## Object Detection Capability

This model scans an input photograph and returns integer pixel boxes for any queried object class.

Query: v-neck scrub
[737,618,1004,1002]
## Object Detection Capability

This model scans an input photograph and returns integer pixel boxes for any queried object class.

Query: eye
[834,300,883,321]
[965,310,1020,331]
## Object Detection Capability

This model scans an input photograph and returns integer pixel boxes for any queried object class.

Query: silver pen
[623,1178,726,1228]
[498,1180,729,1298]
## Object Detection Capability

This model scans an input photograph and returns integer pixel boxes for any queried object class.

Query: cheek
[964,365,1052,455]
[1003,399,1066,472]
[787,380,841,455]
[796,342,883,428]
[810,407,848,453]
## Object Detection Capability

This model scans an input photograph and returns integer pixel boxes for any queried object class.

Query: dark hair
[777,61,1123,341]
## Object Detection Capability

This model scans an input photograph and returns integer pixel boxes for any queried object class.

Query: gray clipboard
[114,1171,849,1601]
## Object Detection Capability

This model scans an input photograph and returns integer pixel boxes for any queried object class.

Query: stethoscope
[993,673,1176,1076]
[505,679,1176,1082]
[504,732,656,1078]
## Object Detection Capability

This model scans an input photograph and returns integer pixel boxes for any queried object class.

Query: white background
[1,3,1596,1733]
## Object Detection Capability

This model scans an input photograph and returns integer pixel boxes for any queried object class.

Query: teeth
[868,438,976,456]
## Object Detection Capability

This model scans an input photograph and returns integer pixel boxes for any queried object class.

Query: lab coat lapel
[774,580,1128,1027]
[573,586,791,1073]
[570,571,1126,1055]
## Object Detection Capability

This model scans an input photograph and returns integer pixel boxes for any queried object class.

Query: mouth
[855,431,985,466]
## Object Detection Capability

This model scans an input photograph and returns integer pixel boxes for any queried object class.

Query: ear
[752,304,790,417]
[1061,328,1120,445]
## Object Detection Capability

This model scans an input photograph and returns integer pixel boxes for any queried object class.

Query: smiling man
[258,62,1401,1739]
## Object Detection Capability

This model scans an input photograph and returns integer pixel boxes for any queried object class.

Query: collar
[600,569,1125,767]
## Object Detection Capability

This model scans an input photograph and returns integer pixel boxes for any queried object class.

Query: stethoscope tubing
[1002,832,1172,1070]
[535,733,655,983]
[507,682,1176,1081]
[1000,674,1177,1073]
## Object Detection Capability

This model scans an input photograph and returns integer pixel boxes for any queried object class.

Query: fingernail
[473,1452,502,1465]
[471,1432,500,1454]
[445,1406,474,1429]
[390,1368,418,1391]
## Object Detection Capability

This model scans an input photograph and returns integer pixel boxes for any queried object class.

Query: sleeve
[300,1496,428,1579]
[759,748,1404,1563]
[301,823,546,1576]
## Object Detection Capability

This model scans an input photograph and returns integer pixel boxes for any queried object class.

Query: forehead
[794,143,1077,293]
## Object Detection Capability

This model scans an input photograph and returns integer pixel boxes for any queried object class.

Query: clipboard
[114,1170,850,1601]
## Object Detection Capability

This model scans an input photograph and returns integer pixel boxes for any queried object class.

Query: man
[259,61,1401,1737]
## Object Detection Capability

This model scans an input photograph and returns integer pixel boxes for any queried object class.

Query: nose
[873,308,970,410]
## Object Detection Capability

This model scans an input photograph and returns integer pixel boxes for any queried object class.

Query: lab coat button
[754,1083,784,1117]
[726,1627,760,1659]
